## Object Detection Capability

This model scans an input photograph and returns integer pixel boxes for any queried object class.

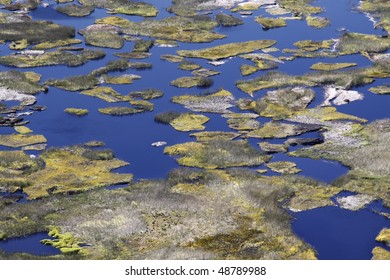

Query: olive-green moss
[129,100,154,112]
[293,39,335,51]
[41,227,86,255]
[178,61,201,71]
[177,40,276,60]
[154,111,182,124]
[369,85,390,95]
[133,39,154,53]
[129,89,163,100]
[247,121,321,139]
[9,39,29,50]
[259,142,288,153]
[310,62,357,71]
[45,75,99,92]
[372,247,390,260]
[0,21,75,44]
[171,76,213,88]
[169,113,210,132]
[360,0,390,32]
[14,126,33,135]
[32,39,82,50]
[256,17,287,29]
[190,131,240,142]
[306,16,330,28]
[0,134,47,148]
[266,161,301,174]
[0,71,46,94]
[240,64,259,76]
[0,49,106,68]
[23,146,133,199]
[337,32,390,55]
[56,4,94,17]
[79,0,157,17]
[98,107,144,116]
[102,74,141,85]
[96,15,225,43]
[64,108,89,116]
[171,89,234,113]
[81,87,131,102]
[164,140,271,169]
[216,13,243,26]
[277,0,323,15]
[376,228,390,246]
[79,25,124,49]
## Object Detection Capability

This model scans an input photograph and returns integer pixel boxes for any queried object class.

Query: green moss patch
[310,62,357,71]
[0,49,105,68]
[78,0,157,17]
[306,16,330,28]
[172,89,234,113]
[177,40,276,60]
[256,17,287,29]
[97,15,225,43]
[164,140,270,169]
[169,113,210,132]
[267,161,301,174]
[64,108,89,116]
[56,4,94,17]
[171,76,213,88]
[369,85,390,94]
[247,121,321,139]
[129,89,163,100]
[98,107,144,116]
[81,87,130,102]
[80,24,124,49]
[0,134,47,148]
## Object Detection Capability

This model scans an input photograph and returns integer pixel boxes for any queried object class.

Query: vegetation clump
[216,13,243,26]
[64,108,89,116]
[306,16,330,28]
[98,107,144,116]
[78,0,158,17]
[369,85,390,95]
[247,121,321,139]
[0,49,106,68]
[172,89,234,113]
[96,15,225,43]
[133,40,154,52]
[79,24,124,49]
[177,40,276,60]
[81,87,130,102]
[154,111,182,124]
[56,4,95,17]
[310,62,357,71]
[171,76,213,88]
[164,140,271,169]
[129,89,163,100]
[0,134,47,148]
[266,161,301,174]
[169,113,210,132]
[256,17,287,29]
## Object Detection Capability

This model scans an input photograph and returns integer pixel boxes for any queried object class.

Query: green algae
[306,16,330,28]
[169,113,209,132]
[171,89,234,113]
[171,76,213,88]
[0,49,106,68]
[97,15,225,43]
[177,40,276,60]
[256,17,287,29]
[81,87,130,103]
[64,108,89,116]
[0,134,47,148]
[164,140,270,169]
[56,4,94,17]
[266,161,301,174]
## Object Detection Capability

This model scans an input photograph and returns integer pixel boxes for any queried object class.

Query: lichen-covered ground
[0,0,389,260]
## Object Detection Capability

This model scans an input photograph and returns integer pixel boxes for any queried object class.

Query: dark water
[0,0,389,258]
[0,232,60,256]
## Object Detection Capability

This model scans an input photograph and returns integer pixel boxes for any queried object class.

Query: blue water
[0,232,61,256]
[0,0,389,259]
[292,206,390,260]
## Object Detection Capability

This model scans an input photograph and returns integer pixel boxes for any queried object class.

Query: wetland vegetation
[0,0,389,260]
